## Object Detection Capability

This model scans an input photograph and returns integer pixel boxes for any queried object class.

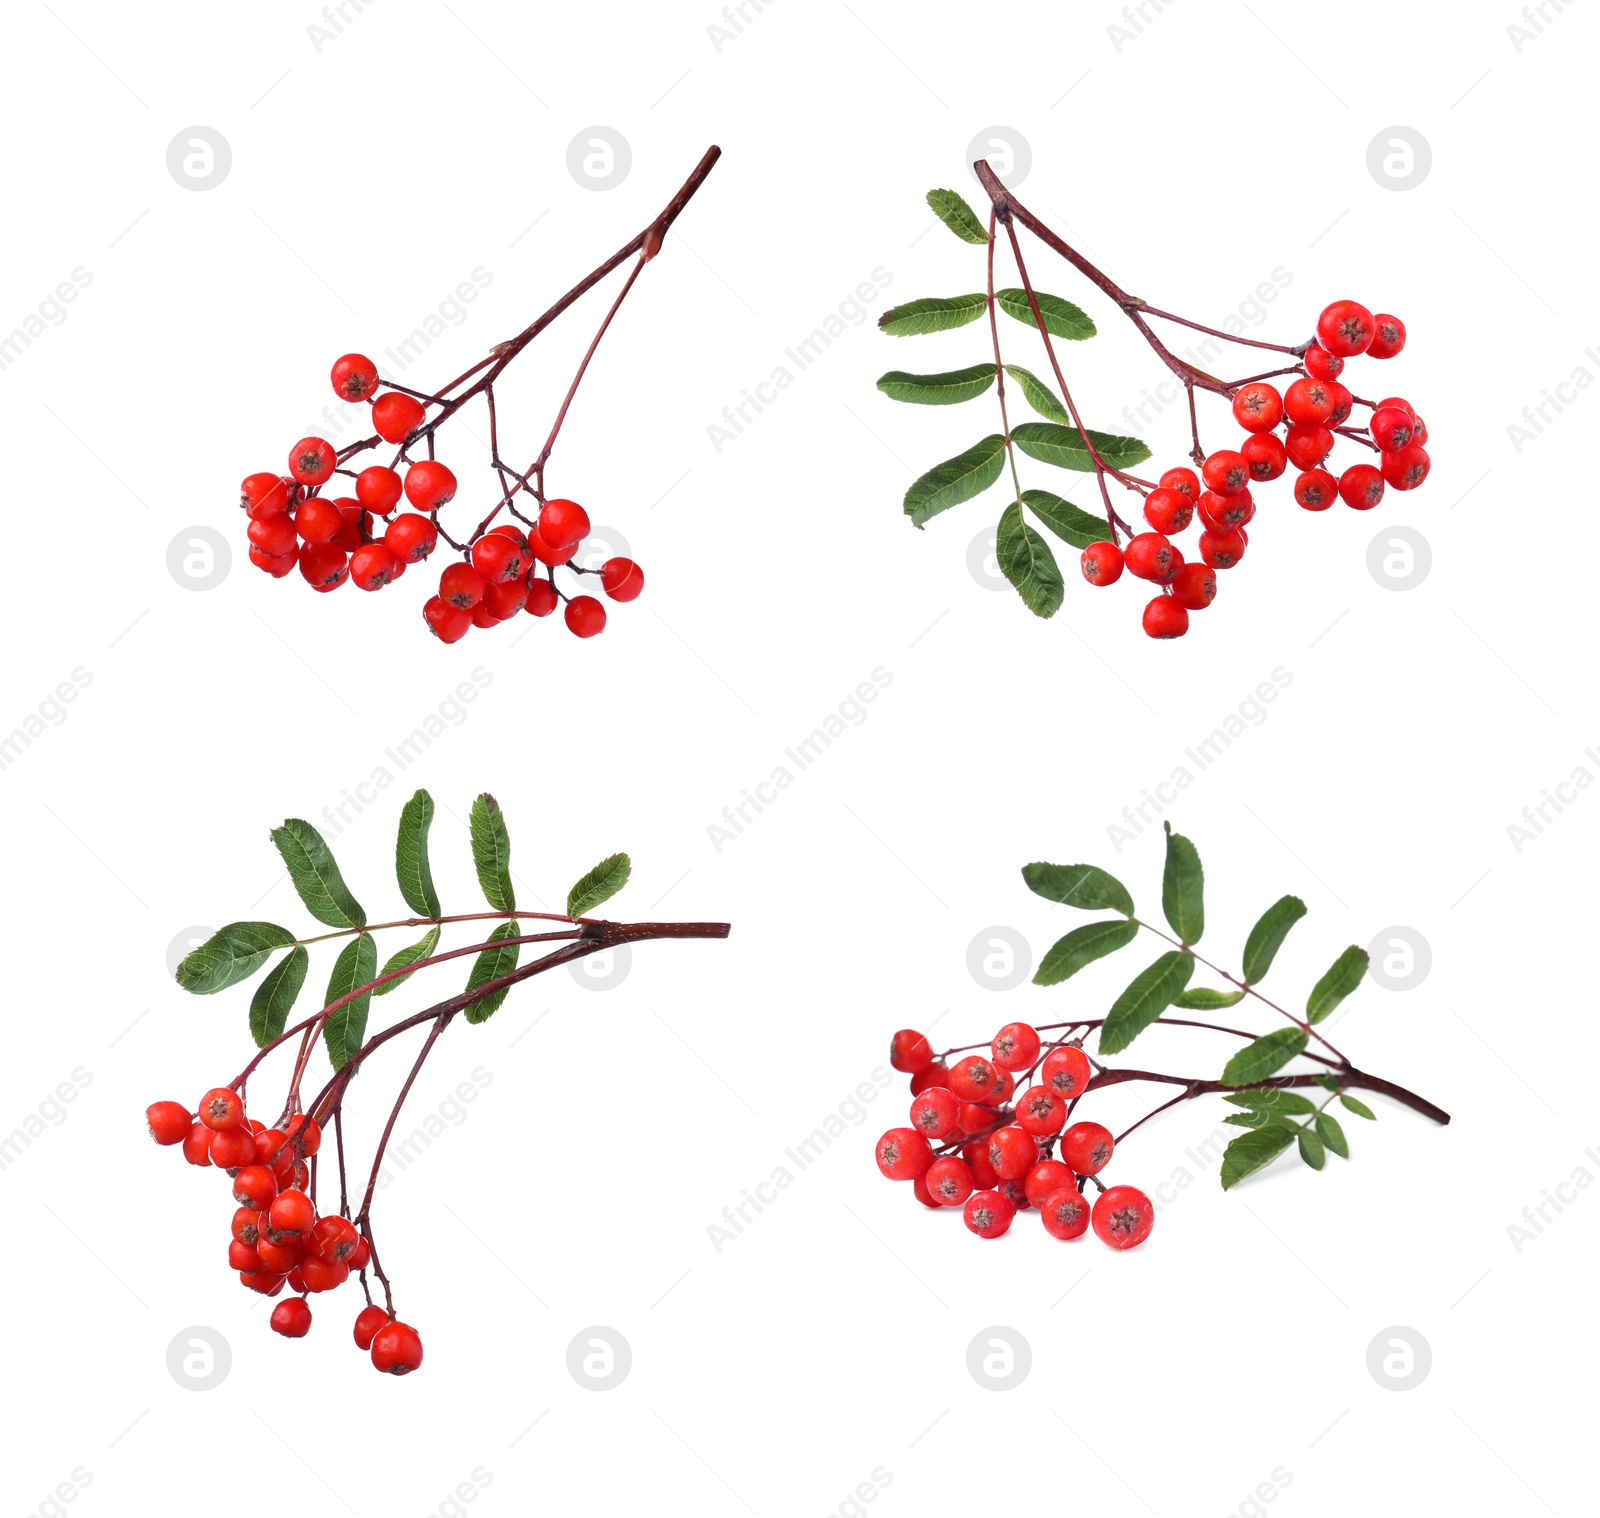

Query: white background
[2,1,1593,1514]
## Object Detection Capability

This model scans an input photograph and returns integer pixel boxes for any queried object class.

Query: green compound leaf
[1005,365,1071,424]
[1307,945,1368,1024]
[249,946,309,1047]
[1012,423,1151,474]
[469,793,515,913]
[879,294,988,336]
[1340,1093,1377,1121]
[1034,919,1140,986]
[395,789,441,920]
[1220,1124,1296,1189]
[176,922,298,995]
[1315,1110,1349,1159]
[373,926,441,997]
[1020,489,1115,550]
[323,931,377,1070]
[271,819,366,930]
[463,922,522,1025]
[926,189,991,244]
[996,288,1096,340]
[1099,951,1194,1056]
[996,501,1065,619]
[1022,862,1133,916]
[1242,895,1307,985]
[1172,987,1246,1010]
[1224,1089,1317,1116]
[903,435,1007,527]
[877,363,997,406]
[1297,1125,1326,1170]
[1161,822,1204,946]
[568,853,632,919]
[1221,1028,1309,1087]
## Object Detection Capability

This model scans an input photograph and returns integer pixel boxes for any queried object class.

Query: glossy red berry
[1170,562,1217,611]
[948,1055,998,1102]
[1040,1046,1090,1100]
[924,1155,975,1207]
[350,542,399,591]
[909,1061,950,1096]
[1284,377,1336,426]
[1202,450,1249,497]
[890,1029,934,1073]
[1285,424,1334,471]
[331,353,379,402]
[371,392,425,443]
[288,437,336,487]
[1241,432,1287,482]
[1142,486,1193,534]
[404,460,456,511]
[371,1320,423,1375]
[991,1022,1040,1072]
[353,1304,390,1350]
[1041,1187,1093,1240]
[470,533,523,583]
[439,562,486,609]
[525,522,577,568]
[538,498,590,549]
[355,465,403,515]
[293,496,343,546]
[241,472,290,520]
[524,579,559,617]
[348,1236,371,1270]
[240,1269,288,1295]
[228,1238,263,1272]
[1316,300,1375,358]
[1092,1185,1154,1249]
[232,1164,278,1210]
[271,1297,313,1338]
[384,513,438,564]
[1325,381,1354,427]
[962,1188,1016,1239]
[248,514,299,558]
[269,1189,316,1237]
[146,1101,191,1145]
[1014,1085,1066,1137]
[423,596,470,643]
[231,1207,262,1246]
[1303,344,1344,381]
[980,1069,1015,1109]
[1125,532,1180,584]
[1367,314,1406,360]
[599,557,644,601]
[301,1253,349,1293]
[199,1088,244,1131]
[875,1128,933,1181]
[286,1116,322,1156]
[1338,465,1385,511]
[1291,469,1336,511]
[1381,443,1430,490]
[256,1233,305,1273]
[483,579,527,619]
[1022,1160,1075,1208]
[1231,382,1283,433]
[209,1126,255,1169]
[910,1086,961,1139]
[1197,528,1246,569]
[1375,396,1414,417]
[1142,595,1189,639]
[298,542,349,592]
[1159,466,1200,500]
[987,1125,1038,1181]
[182,1122,214,1167]
[470,602,501,629]
[311,1215,361,1265]
[1080,540,1124,586]
[565,595,606,638]
[1198,488,1254,531]
[1061,1121,1114,1175]
[1370,406,1416,453]
[250,546,299,578]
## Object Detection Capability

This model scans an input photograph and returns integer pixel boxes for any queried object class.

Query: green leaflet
[1340,1093,1377,1120]
[1242,896,1307,985]
[925,189,991,244]
[323,932,377,1070]
[249,946,309,1047]
[1022,862,1133,916]
[270,819,366,929]
[878,294,988,336]
[1307,946,1368,1023]
[996,501,1065,618]
[1011,423,1151,474]
[469,793,515,913]
[1224,1089,1317,1116]
[1004,365,1070,424]
[373,926,441,997]
[176,922,297,995]
[1315,1111,1349,1158]
[463,922,522,1025]
[1161,822,1204,945]
[995,288,1096,340]
[1297,1126,1326,1170]
[568,853,632,918]
[1099,951,1194,1055]
[1033,919,1139,986]
[1220,1028,1309,1087]
[1172,987,1246,1010]
[395,789,441,920]
[877,363,997,405]
[903,435,1007,527]
[1220,1125,1296,1189]
[1020,489,1116,550]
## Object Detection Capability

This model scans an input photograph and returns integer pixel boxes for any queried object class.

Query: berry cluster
[875,1026,1153,1247]
[241,356,643,643]
[1083,300,1430,639]
[145,1091,422,1373]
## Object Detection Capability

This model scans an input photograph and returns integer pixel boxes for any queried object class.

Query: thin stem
[984,211,1027,511]
[1134,304,1304,356]
[356,1012,453,1224]
[294,908,581,948]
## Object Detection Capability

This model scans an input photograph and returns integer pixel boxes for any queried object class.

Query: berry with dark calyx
[538,498,590,549]
[988,1125,1039,1181]
[232,1165,278,1211]
[1159,466,1200,500]
[371,391,425,443]
[208,1126,256,1170]
[1370,406,1415,453]
[1284,377,1336,426]
[229,1239,263,1272]
[470,533,523,584]
[991,1022,1040,1072]
[350,542,399,591]
[331,501,371,552]
[248,514,299,558]
[1303,344,1344,381]
[1293,469,1337,511]
[1338,465,1385,511]
[1198,528,1246,569]
[875,1128,933,1181]
[1125,532,1180,584]
[890,1029,934,1074]
[909,1061,950,1096]
[1061,1120,1114,1176]
[1142,595,1189,640]
[948,1056,998,1103]
[1201,450,1250,497]
[294,496,343,545]
[269,1188,316,1237]
[1325,381,1353,427]
[311,1215,361,1264]
[1285,424,1334,471]
[182,1122,214,1167]
[1023,1160,1076,1208]
[439,563,486,610]
[1092,1185,1154,1249]
[962,1189,1015,1239]
[565,595,606,639]
[925,1155,976,1207]
[483,579,527,619]
[241,473,290,520]
[911,1086,961,1139]
[288,437,336,486]
[403,460,457,511]
[1040,1046,1090,1100]
[231,1207,262,1246]
[524,579,560,617]
[1231,381,1283,433]
[1381,443,1430,491]
[146,1101,191,1145]
[353,1304,390,1350]
[980,1068,1015,1109]
[1411,415,1428,445]
[423,595,470,642]
[1014,1085,1066,1137]
[384,513,438,564]
[1170,562,1217,610]
[526,522,578,567]
[370,1321,423,1375]
[1241,432,1287,482]
[1081,540,1124,586]
[1041,1188,1093,1241]
[1143,486,1193,534]
[1198,488,1253,531]
[600,557,645,602]
[1367,314,1406,360]
[271,1298,313,1338]
[996,1178,1031,1212]
[331,353,379,401]
[299,542,349,592]
[1316,299,1375,358]
[355,465,403,515]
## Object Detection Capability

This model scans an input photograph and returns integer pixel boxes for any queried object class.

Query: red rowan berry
[1081,540,1124,586]
[1092,1185,1154,1249]
[1142,487,1193,535]
[240,1270,287,1295]
[1198,488,1254,531]
[285,1113,322,1157]
[959,1102,995,1136]
[949,1056,996,1102]
[925,1155,976,1206]
[1014,1085,1066,1137]
[1061,1121,1114,1175]
[1198,528,1246,569]
[301,1254,349,1293]
[1367,314,1406,359]
[538,498,590,549]
[384,513,438,563]
[241,472,290,519]
[248,514,299,558]
[524,579,559,617]
[913,1174,941,1209]
[299,542,349,591]
[403,460,457,512]
[1231,382,1283,433]
[1303,344,1344,381]
[991,1022,1040,1072]
[527,523,578,567]
[350,542,399,591]
[1285,424,1334,471]
[288,437,336,486]
[182,1122,214,1167]
[1411,415,1428,445]
[909,1060,950,1095]
[1284,377,1335,426]
[1316,300,1375,358]
[439,562,486,609]
[146,1101,191,1146]
[1376,396,1414,416]
[1142,595,1189,639]
[483,579,527,619]
[232,1165,278,1211]
[371,391,424,443]
[257,1235,304,1273]
[962,1189,1015,1239]
[960,1138,1000,1186]
[229,1239,263,1272]
[470,602,501,629]
[370,1321,423,1375]
[1293,468,1337,510]
[293,496,343,545]
[271,1298,313,1338]
[1159,466,1200,500]
[875,1128,933,1181]
[1202,450,1250,496]
[231,1207,262,1246]
[348,1236,371,1271]
[470,533,523,583]
[312,1215,361,1264]
[1170,561,1217,611]
[1241,432,1287,482]
[1041,1187,1092,1240]
[1024,1160,1076,1208]
[890,1029,934,1073]
[331,353,379,402]
[1370,406,1415,453]
[331,501,371,551]
[1040,1047,1090,1100]
[600,557,644,601]
[565,595,606,638]
[1338,465,1385,511]
[287,1267,307,1294]
[911,1086,961,1139]
[488,523,530,548]
[249,547,299,578]
[269,1189,316,1237]
[996,1177,1031,1211]
[209,1126,256,1170]
[988,1125,1038,1181]
[1125,532,1180,584]
[353,1304,390,1350]
[1381,443,1430,490]
[355,465,403,515]
[1325,381,1353,427]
